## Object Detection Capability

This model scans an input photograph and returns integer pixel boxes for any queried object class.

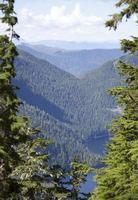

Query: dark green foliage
[105,0,138,30]
[48,160,92,200]
[121,37,138,53]
[67,160,92,199]
[0,2,94,199]
[0,1,22,198]
[91,1,138,199]
[0,1,58,199]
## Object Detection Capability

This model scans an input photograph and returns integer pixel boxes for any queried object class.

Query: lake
[86,134,109,155]
[80,173,96,194]
[80,135,110,194]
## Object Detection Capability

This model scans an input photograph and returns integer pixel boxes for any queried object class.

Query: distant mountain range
[31,40,120,50]
[18,43,124,76]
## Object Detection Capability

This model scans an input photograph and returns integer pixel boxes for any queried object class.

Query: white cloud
[13,3,104,42]
[18,4,102,30]
[1,2,136,43]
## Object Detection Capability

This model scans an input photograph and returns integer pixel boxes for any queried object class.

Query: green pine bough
[0,0,21,198]
[91,0,138,199]
[0,1,92,199]
[0,0,55,199]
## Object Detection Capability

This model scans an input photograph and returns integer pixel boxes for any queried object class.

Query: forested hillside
[18,43,124,76]
[14,50,138,165]
[91,0,138,198]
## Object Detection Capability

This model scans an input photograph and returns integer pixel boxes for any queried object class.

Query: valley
[14,44,138,167]
[14,46,127,166]
[1,0,137,198]
[18,43,124,77]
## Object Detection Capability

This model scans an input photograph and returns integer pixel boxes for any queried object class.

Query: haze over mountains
[15,42,138,166]
[31,40,120,50]
[18,43,124,77]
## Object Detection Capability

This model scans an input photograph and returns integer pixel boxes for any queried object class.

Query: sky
[0,0,137,43]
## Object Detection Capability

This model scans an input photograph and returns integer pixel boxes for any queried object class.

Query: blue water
[80,173,96,193]
[80,135,110,194]
[14,79,110,195]
[86,135,109,155]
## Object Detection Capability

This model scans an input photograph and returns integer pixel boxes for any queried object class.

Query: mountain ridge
[14,48,138,165]
[30,40,119,50]
[18,43,124,77]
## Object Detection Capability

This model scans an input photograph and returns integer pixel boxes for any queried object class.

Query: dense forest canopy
[91,0,138,199]
[0,0,138,199]
[14,48,138,166]
[0,1,92,199]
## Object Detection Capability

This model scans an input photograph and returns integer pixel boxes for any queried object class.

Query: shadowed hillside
[14,50,138,165]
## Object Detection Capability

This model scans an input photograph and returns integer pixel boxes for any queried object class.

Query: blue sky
[1,0,138,42]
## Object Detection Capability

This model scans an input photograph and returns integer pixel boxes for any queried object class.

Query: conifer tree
[0,1,55,199]
[0,1,91,199]
[45,160,92,200]
[0,0,22,198]
[66,159,92,200]
[91,1,138,199]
